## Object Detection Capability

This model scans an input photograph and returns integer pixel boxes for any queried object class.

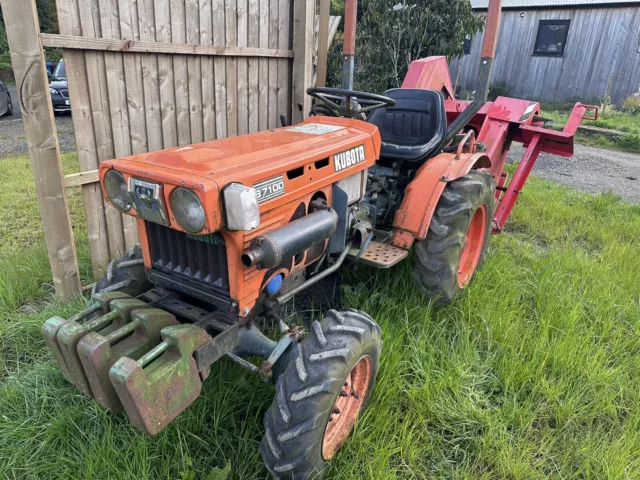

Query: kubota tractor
[42,1,598,477]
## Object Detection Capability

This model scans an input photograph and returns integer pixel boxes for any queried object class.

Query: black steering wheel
[306,87,396,118]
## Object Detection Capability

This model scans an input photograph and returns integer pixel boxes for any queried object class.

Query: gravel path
[507,144,640,204]
[0,86,76,157]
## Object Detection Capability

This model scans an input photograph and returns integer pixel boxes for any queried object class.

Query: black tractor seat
[367,88,447,164]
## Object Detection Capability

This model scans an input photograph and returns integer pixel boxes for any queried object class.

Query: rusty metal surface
[41,292,131,389]
[78,309,178,412]
[193,324,239,371]
[109,324,211,435]
[56,298,152,396]
[348,241,408,268]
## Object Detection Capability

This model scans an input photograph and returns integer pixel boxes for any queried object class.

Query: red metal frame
[403,57,598,235]
[449,97,598,232]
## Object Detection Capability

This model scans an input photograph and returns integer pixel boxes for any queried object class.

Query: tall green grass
[1,162,639,479]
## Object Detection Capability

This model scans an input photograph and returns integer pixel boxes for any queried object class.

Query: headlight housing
[50,88,59,96]
[170,187,206,233]
[223,183,260,231]
[104,170,132,212]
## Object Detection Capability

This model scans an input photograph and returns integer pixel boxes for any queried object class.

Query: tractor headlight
[104,170,131,212]
[223,183,260,231]
[170,187,206,233]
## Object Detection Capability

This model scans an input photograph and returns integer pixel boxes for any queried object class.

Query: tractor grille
[146,222,229,291]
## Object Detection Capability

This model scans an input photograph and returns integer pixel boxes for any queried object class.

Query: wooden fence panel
[48,0,308,281]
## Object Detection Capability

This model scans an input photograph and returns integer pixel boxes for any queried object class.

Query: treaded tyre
[260,308,382,479]
[413,170,496,304]
[92,245,152,298]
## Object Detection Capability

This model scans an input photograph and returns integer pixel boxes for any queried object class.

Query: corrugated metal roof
[470,0,640,9]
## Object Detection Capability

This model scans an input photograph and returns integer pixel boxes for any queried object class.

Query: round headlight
[171,188,206,233]
[104,170,131,212]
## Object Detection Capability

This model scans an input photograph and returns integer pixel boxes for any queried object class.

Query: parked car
[53,60,66,80]
[49,79,71,114]
[0,81,13,117]
[50,60,70,114]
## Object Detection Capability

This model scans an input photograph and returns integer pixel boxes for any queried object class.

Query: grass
[541,106,640,154]
[1,159,640,479]
[0,153,92,317]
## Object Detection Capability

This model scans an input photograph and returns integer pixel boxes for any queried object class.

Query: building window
[533,20,570,56]
[462,36,472,55]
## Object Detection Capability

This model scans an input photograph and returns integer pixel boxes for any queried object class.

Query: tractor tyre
[91,245,152,298]
[413,170,496,304]
[260,308,382,479]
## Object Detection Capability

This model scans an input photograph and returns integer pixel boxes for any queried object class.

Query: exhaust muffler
[242,209,338,269]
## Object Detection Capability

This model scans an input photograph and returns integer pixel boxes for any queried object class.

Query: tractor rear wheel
[260,308,382,479]
[413,170,496,304]
[91,246,152,298]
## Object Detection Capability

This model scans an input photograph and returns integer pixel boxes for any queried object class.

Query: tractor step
[348,241,409,268]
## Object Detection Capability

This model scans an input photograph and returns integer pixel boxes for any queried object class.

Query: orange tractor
[42,0,596,477]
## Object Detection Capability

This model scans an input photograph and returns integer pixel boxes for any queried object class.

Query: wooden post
[316,0,330,87]
[292,0,314,121]
[0,0,81,297]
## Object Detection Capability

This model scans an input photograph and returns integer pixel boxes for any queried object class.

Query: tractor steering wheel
[306,87,396,119]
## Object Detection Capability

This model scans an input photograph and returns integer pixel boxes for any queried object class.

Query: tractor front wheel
[413,170,496,304]
[260,308,382,479]
[92,245,152,298]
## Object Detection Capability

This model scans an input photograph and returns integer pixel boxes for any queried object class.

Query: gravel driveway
[507,144,640,204]
[0,86,76,157]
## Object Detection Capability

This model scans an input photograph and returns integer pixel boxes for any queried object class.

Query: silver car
[0,82,13,117]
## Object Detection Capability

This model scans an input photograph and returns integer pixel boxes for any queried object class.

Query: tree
[0,0,59,68]
[352,0,483,93]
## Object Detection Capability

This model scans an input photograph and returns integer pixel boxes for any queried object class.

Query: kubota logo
[333,145,366,172]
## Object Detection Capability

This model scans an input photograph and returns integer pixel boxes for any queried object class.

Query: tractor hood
[99,117,380,234]
[116,117,379,185]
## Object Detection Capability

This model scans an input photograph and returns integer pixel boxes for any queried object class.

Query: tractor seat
[367,88,447,164]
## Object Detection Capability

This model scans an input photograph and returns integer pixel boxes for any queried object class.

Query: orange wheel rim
[322,355,372,460]
[457,205,487,288]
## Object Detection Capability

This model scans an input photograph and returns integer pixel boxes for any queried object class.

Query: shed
[450,0,640,105]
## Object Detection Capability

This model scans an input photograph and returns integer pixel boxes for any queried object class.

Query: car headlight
[223,183,260,231]
[170,187,206,233]
[50,88,58,95]
[104,170,132,212]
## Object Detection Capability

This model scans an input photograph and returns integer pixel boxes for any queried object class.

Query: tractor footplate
[109,324,211,435]
[348,241,408,268]
[42,292,152,396]
[77,309,179,412]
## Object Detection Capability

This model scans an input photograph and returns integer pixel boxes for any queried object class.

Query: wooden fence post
[292,0,314,121]
[0,0,81,298]
[316,0,330,88]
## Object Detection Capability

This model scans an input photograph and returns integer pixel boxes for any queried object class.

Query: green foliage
[488,81,511,101]
[0,0,59,69]
[621,94,640,113]
[353,0,484,93]
[2,153,640,477]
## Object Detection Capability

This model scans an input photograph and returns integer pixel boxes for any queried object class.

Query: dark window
[534,20,570,56]
[462,36,472,55]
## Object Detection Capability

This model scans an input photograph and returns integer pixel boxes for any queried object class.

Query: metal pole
[477,0,502,102]
[341,0,358,90]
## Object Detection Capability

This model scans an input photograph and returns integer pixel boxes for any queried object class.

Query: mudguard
[391,152,491,249]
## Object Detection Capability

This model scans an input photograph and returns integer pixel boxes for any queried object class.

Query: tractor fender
[391,152,491,249]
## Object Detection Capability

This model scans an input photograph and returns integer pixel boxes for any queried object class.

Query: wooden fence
[1,0,338,297]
